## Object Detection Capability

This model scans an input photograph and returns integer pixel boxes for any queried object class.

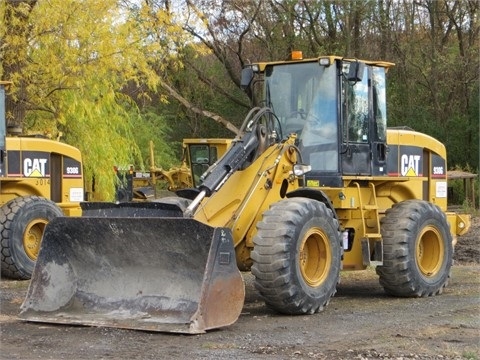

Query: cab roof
[252,54,395,72]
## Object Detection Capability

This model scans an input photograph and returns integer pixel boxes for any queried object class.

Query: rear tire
[377,200,453,297]
[1,196,64,280]
[251,198,341,314]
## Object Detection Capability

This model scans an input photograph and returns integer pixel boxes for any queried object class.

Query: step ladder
[353,182,383,266]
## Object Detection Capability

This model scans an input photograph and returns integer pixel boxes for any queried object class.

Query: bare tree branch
[159,80,240,136]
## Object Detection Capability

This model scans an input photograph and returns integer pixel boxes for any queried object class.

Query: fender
[287,188,338,220]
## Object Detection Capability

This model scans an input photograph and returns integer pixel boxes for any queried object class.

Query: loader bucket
[19,212,245,334]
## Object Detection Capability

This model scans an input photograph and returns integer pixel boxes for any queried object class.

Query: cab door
[340,63,387,176]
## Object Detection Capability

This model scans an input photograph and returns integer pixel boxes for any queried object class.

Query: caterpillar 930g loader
[0,81,84,280]
[20,54,471,334]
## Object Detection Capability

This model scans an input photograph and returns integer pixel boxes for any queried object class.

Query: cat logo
[24,158,48,177]
[401,154,421,176]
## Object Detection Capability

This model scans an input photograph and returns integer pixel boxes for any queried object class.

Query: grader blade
[19,216,245,334]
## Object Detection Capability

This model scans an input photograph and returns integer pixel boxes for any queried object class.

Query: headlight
[293,164,311,176]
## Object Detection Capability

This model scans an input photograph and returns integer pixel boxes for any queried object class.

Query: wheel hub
[299,228,331,287]
[416,225,444,277]
[23,220,48,261]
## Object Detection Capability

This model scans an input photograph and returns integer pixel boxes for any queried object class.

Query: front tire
[377,200,453,297]
[1,196,64,280]
[251,198,341,314]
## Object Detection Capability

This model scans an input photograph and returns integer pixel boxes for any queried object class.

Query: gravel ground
[0,215,479,360]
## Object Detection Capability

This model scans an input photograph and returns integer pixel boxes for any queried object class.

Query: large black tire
[377,200,453,297]
[251,198,342,314]
[1,196,64,280]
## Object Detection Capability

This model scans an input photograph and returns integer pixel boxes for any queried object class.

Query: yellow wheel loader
[0,81,84,280]
[20,55,471,334]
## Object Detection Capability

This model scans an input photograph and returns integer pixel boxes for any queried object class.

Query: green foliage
[462,350,479,360]
[1,0,166,199]
[55,85,142,201]
[157,50,248,145]
[132,108,177,170]
[444,113,478,169]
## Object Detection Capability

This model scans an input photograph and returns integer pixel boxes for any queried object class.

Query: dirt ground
[1,216,479,360]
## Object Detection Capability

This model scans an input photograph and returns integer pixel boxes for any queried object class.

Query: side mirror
[347,61,365,82]
[240,67,254,90]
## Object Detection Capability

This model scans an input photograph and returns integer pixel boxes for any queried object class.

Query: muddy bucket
[19,213,245,334]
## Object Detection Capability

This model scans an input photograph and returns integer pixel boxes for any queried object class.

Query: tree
[148,0,478,169]
[1,0,168,199]
[2,0,477,187]
[125,0,242,136]
[1,0,37,127]
[386,0,479,168]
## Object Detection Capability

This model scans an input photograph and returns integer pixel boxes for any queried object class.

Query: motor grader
[0,81,85,280]
[113,138,232,202]
[20,54,471,334]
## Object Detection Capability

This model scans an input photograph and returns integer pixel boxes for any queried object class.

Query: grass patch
[462,351,479,360]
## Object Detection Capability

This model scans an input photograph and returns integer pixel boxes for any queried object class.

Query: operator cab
[241,55,392,187]
[188,143,221,187]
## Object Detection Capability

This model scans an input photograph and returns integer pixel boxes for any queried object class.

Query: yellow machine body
[2,136,84,214]
[0,81,84,280]
[20,55,471,333]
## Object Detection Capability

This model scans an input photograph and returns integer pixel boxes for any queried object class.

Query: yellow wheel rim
[23,219,48,261]
[416,225,444,277]
[299,227,332,287]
